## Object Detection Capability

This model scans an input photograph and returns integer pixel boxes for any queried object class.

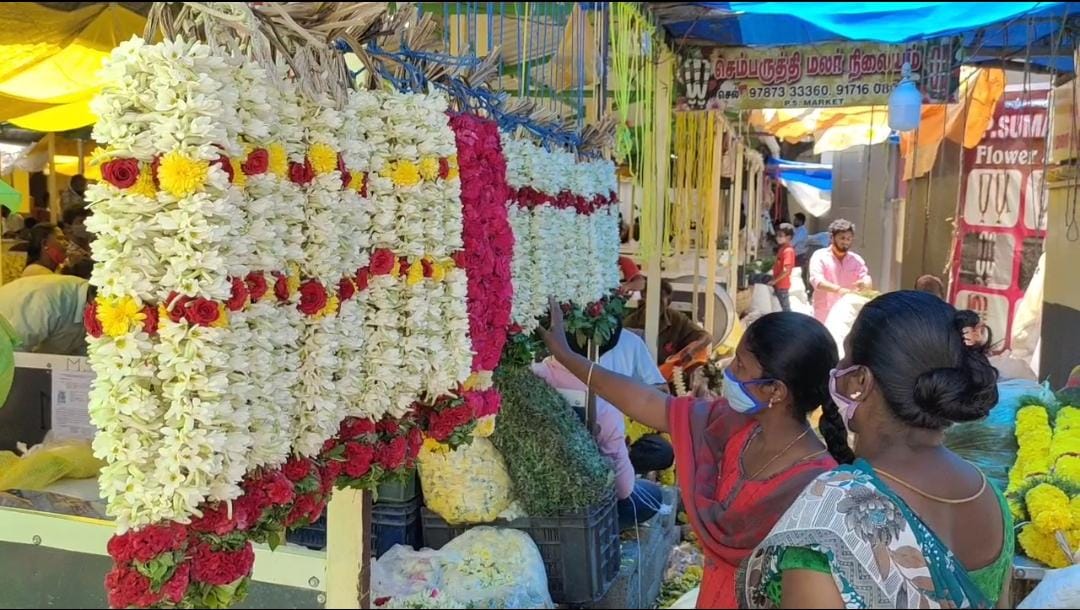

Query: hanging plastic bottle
[888,62,922,132]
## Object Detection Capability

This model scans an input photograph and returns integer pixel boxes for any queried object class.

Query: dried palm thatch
[579,115,617,157]
[144,2,389,105]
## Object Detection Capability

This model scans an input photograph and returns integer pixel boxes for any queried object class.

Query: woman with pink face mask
[541,298,849,608]
[21,223,70,278]
[742,291,1010,609]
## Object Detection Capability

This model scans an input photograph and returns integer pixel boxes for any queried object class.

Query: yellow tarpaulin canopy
[0,3,145,132]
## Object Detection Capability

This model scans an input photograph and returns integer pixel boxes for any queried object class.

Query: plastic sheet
[1018,566,1080,609]
[372,527,554,609]
[0,440,102,492]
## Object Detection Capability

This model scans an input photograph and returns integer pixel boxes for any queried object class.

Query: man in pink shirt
[809,219,872,322]
[532,328,670,530]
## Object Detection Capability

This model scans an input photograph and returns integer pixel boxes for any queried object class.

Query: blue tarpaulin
[654,2,1076,72]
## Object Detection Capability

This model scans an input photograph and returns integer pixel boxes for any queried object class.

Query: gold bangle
[586,362,596,389]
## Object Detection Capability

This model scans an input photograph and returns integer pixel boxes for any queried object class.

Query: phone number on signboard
[748,82,893,99]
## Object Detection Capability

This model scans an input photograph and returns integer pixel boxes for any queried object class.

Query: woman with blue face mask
[742,291,1009,609]
[541,297,850,608]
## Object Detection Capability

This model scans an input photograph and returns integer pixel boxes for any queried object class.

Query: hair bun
[913,356,998,425]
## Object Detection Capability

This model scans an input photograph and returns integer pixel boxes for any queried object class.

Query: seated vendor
[624,279,711,367]
[0,263,94,357]
[532,323,673,530]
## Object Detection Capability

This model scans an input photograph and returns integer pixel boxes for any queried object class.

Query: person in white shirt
[0,270,92,356]
[21,223,70,278]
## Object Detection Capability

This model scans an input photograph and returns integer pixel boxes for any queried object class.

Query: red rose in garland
[227,277,249,312]
[242,148,269,176]
[245,271,269,302]
[84,302,103,338]
[142,306,159,336]
[369,249,396,276]
[288,158,314,186]
[338,154,352,189]
[185,298,222,326]
[338,277,356,302]
[273,272,291,302]
[213,155,235,184]
[298,280,329,316]
[355,267,370,292]
[164,292,192,323]
[101,158,140,189]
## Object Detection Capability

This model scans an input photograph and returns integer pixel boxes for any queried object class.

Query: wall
[1041,177,1080,387]
[900,140,963,291]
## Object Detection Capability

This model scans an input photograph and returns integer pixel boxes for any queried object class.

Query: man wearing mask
[62,206,92,260]
[808,218,871,322]
[21,224,70,278]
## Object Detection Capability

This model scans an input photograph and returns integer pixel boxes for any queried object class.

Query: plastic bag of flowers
[372,527,554,609]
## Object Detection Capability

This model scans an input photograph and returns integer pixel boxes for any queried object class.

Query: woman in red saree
[541,299,854,608]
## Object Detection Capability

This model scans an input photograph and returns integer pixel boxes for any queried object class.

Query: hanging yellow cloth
[0,3,145,131]
[901,67,1006,180]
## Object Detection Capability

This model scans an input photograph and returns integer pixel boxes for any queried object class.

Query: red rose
[184,298,221,326]
[84,302,103,338]
[274,273,290,302]
[358,171,369,197]
[438,157,450,179]
[338,154,352,189]
[298,280,329,316]
[338,277,356,302]
[343,443,375,478]
[164,292,192,323]
[289,158,314,186]
[245,272,269,302]
[341,417,376,439]
[420,258,434,278]
[398,257,410,277]
[369,249,396,276]
[142,306,159,336]
[213,155,235,183]
[283,457,313,482]
[161,562,190,604]
[355,267,370,292]
[452,251,467,269]
[242,148,269,176]
[227,277,249,312]
[587,301,604,318]
[377,437,408,471]
[101,158,140,189]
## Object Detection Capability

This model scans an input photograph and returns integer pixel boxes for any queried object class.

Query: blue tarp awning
[654,2,1077,72]
[767,158,832,191]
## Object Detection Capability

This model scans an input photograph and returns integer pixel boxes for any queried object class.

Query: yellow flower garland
[268,143,288,178]
[157,151,208,198]
[96,296,145,338]
[308,143,338,175]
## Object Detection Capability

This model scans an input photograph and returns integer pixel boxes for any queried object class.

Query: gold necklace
[874,466,987,504]
[749,428,811,480]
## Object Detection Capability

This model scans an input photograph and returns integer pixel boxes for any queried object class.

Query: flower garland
[1009,403,1080,568]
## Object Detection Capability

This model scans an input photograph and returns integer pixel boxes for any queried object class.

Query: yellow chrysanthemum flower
[446,166,459,181]
[1052,428,1080,462]
[431,260,447,282]
[474,415,496,438]
[1027,483,1073,533]
[1058,407,1080,431]
[268,143,288,178]
[406,260,425,286]
[287,265,301,296]
[129,168,158,199]
[418,157,440,181]
[390,160,421,187]
[1018,525,1075,569]
[422,437,450,454]
[1056,455,1080,483]
[212,305,229,329]
[231,158,247,188]
[157,151,209,198]
[321,296,340,318]
[390,259,402,278]
[309,142,338,175]
[97,296,145,338]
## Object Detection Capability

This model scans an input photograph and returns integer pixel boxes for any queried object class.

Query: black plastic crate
[421,492,619,606]
[286,497,422,558]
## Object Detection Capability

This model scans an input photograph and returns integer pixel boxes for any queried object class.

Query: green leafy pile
[491,365,614,515]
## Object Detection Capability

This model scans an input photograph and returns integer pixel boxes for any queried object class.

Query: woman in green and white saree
[741,291,1013,609]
